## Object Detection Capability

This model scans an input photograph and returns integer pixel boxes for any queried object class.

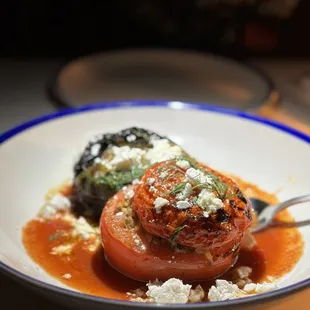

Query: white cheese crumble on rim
[146,278,192,304]
[208,279,278,302]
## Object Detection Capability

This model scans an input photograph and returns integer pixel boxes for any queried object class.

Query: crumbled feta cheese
[51,244,73,256]
[132,179,141,185]
[101,146,147,170]
[154,197,169,213]
[232,266,253,288]
[208,280,246,301]
[176,200,191,210]
[185,168,212,184]
[149,186,157,193]
[208,279,278,302]
[147,178,155,186]
[87,238,101,252]
[145,139,182,164]
[160,171,168,179]
[188,285,205,303]
[48,194,71,210]
[243,282,278,294]
[203,211,209,218]
[39,194,71,219]
[116,211,123,216]
[196,189,224,215]
[126,134,136,142]
[128,288,146,298]
[176,160,191,170]
[146,278,192,304]
[61,213,76,224]
[71,217,97,240]
[39,205,57,219]
[176,183,192,200]
[233,266,252,280]
[241,229,257,250]
[94,157,101,164]
[62,273,72,279]
[90,143,101,156]
[125,189,135,200]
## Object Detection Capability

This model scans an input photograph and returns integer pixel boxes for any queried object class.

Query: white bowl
[0,101,309,310]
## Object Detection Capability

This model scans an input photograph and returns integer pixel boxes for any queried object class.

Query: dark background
[0,0,309,60]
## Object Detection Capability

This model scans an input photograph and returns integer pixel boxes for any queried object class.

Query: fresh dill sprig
[170,166,240,201]
[170,182,187,195]
[170,225,187,244]
[206,173,231,200]
[96,166,145,191]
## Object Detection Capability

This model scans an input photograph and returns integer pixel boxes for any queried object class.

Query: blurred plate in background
[49,49,273,110]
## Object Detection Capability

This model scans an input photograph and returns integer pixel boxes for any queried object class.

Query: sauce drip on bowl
[22,177,304,301]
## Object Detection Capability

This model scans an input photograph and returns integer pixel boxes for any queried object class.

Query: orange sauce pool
[22,178,304,301]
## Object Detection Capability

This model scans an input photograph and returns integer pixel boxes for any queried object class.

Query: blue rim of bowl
[0,100,309,308]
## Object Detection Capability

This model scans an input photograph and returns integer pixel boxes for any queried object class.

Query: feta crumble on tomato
[176,183,192,200]
[147,178,156,186]
[185,167,212,184]
[125,189,135,200]
[176,160,191,170]
[176,200,191,210]
[154,197,169,213]
[196,189,224,216]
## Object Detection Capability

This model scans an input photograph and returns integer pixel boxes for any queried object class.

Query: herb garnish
[95,166,145,191]
[168,159,244,202]
[48,231,62,241]
[175,155,196,167]
[170,182,187,195]
[170,225,187,244]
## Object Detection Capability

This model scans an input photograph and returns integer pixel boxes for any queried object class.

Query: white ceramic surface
[0,101,309,309]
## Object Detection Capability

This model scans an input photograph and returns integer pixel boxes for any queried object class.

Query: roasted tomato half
[71,127,188,218]
[132,159,252,258]
[100,186,238,282]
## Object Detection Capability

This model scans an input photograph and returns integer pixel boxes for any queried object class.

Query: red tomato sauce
[22,178,304,301]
